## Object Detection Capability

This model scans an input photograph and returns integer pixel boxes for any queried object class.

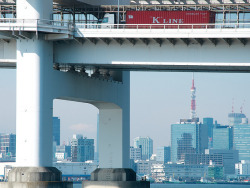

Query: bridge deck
[0,19,250,40]
[1,19,250,72]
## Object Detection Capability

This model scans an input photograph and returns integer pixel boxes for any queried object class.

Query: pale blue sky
[1,69,250,151]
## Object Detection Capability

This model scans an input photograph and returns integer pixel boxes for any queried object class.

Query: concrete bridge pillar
[99,108,128,168]
[16,0,53,20]
[1,1,148,187]
[0,0,73,187]
[16,39,53,167]
[16,0,54,169]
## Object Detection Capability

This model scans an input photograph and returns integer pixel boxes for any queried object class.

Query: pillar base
[82,181,150,188]
[0,182,73,188]
[82,168,150,188]
[0,167,73,188]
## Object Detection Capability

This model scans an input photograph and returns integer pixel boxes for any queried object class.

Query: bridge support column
[99,108,128,168]
[0,38,72,188]
[83,73,149,188]
[0,0,72,187]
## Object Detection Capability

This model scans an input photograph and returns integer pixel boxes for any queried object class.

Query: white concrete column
[99,108,123,168]
[15,0,54,167]
[16,39,54,167]
[16,0,53,20]
[96,72,130,169]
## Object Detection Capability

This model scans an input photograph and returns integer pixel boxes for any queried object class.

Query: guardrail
[76,23,250,30]
[0,18,74,32]
[0,19,250,33]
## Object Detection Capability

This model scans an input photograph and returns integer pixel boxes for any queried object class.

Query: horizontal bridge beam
[72,37,246,46]
[54,62,250,73]
[4,61,250,73]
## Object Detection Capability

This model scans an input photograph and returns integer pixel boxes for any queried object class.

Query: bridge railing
[0,19,250,32]
[0,18,74,32]
[75,23,250,30]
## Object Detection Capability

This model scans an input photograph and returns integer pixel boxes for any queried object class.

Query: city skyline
[1,69,250,151]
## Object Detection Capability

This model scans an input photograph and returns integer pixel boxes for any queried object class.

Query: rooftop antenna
[240,100,245,114]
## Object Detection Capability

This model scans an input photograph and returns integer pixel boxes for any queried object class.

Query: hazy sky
[1,69,250,152]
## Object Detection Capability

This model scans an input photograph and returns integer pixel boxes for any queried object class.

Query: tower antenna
[190,73,196,119]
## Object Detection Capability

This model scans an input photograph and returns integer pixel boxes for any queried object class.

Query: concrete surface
[82,181,150,188]
[91,168,136,181]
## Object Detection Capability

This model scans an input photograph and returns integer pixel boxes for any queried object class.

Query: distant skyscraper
[190,73,197,119]
[234,123,250,161]
[157,146,171,164]
[130,146,142,161]
[203,117,214,149]
[228,113,247,126]
[53,117,60,146]
[0,133,16,159]
[71,134,94,162]
[171,122,208,163]
[95,114,99,161]
[134,137,153,160]
[213,125,233,150]
[206,149,239,175]
[56,145,71,158]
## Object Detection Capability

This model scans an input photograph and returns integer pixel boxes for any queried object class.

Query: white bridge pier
[0,0,250,187]
[0,0,134,187]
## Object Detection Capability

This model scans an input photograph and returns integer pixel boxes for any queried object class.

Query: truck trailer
[101,10,216,28]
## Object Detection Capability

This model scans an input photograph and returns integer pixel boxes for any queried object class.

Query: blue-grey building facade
[213,125,233,150]
[134,137,153,160]
[71,134,94,162]
[53,117,60,146]
[0,133,16,159]
[157,146,171,164]
[171,121,208,163]
[203,117,214,149]
[234,123,250,161]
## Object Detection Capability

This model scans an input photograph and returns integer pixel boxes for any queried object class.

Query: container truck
[100,10,216,28]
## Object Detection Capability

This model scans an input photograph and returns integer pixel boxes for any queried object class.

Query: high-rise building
[171,121,208,163]
[130,146,142,161]
[183,153,223,166]
[156,146,171,164]
[95,114,99,161]
[234,123,250,161]
[0,133,16,159]
[56,145,71,159]
[206,149,239,175]
[53,117,60,146]
[71,134,94,162]
[235,160,250,175]
[213,125,233,150]
[134,137,153,160]
[203,117,214,149]
[228,113,247,126]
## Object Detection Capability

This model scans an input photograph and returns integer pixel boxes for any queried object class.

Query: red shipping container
[126,11,215,29]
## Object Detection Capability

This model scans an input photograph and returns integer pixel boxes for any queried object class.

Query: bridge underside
[1,37,250,72]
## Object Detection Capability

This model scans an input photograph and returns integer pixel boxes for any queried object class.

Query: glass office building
[53,117,60,146]
[157,146,171,164]
[171,123,197,163]
[213,126,233,150]
[228,113,247,126]
[203,117,214,149]
[71,134,94,162]
[234,124,250,161]
[171,122,208,163]
[0,133,16,159]
[134,137,153,160]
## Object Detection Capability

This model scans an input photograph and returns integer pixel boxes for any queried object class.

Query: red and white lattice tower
[190,73,197,119]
